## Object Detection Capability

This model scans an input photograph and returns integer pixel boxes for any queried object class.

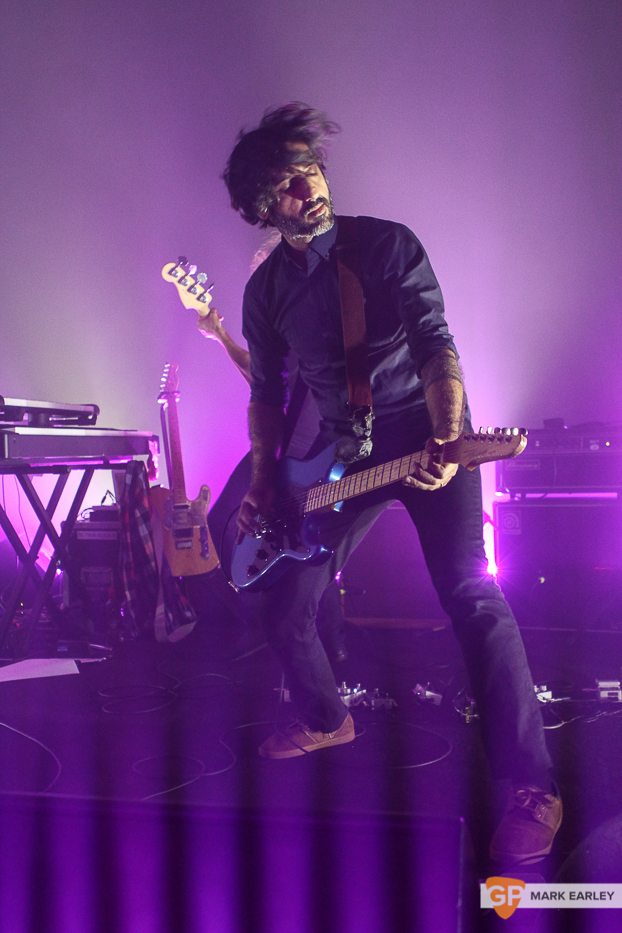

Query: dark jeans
[254,456,552,786]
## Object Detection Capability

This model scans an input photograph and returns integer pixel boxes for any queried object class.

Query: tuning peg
[196,272,215,291]
[191,272,215,304]
[188,264,198,276]
[167,256,187,279]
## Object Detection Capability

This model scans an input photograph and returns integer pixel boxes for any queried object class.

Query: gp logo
[485,877,526,919]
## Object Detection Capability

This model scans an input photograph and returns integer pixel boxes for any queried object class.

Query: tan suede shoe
[259,712,355,759]
[490,784,563,865]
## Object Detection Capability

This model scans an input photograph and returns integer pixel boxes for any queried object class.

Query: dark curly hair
[223,102,340,227]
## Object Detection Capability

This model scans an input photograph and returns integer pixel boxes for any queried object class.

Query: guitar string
[266,436,516,518]
[272,450,424,517]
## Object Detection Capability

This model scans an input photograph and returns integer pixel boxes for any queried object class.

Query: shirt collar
[281,218,338,267]
[309,219,338,259]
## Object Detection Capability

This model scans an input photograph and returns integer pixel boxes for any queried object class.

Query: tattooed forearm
[420,350,466,440]
[421,349,464,391]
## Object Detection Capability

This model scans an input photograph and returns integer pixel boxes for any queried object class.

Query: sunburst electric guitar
[149,363,220,577]
[230,429,528,591]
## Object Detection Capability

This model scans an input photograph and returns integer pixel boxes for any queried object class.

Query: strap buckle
[346,403,374,439]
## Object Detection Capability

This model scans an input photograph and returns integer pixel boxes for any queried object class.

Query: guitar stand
[0,463,102,658]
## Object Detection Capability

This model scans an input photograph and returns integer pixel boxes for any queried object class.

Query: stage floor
[1,590,621,932]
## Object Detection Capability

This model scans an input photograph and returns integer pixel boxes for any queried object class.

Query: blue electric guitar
[230,428,527,590]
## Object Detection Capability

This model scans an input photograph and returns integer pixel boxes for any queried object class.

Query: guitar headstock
[161,256,214,318]
[445,427,528,469]
[158,362,180,406]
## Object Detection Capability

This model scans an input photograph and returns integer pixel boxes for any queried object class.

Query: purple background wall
[2,0,621,512]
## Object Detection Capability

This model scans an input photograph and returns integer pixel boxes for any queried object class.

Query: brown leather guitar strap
[335,216,373,459]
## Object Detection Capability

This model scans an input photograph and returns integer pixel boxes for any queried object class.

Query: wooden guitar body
[153,362,220,579]
[150,484,219,578]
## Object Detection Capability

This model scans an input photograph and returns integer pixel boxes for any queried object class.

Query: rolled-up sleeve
[387,224,458,375]
[242,280,290,408]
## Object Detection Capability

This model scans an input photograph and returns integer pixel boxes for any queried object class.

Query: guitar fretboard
[160,396,188,505]
[304,450,426,513]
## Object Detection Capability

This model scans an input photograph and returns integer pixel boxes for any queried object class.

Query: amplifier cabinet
[61,518,122,634]
[494,497,622,629]
[496,430,622,494]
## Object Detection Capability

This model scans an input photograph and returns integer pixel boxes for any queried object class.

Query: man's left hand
[197,307,225,342]
[402,437,459,491]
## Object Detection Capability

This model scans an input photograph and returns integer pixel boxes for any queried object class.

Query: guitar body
[150,484,220,578]
[230,442,347,591]
[151,359,221,580]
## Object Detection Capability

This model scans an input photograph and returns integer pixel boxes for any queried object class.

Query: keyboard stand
[0,461,130,657]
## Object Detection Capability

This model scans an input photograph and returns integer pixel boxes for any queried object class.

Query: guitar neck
[302,428,527,514]
[160,398,188,504]
[304,449,426,513]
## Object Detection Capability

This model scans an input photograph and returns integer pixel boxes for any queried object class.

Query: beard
[270,194,335,240]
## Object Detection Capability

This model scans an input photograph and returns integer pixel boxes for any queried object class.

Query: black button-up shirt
[242,215,457,439]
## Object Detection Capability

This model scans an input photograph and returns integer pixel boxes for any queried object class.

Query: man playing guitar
[219,102,561,866]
